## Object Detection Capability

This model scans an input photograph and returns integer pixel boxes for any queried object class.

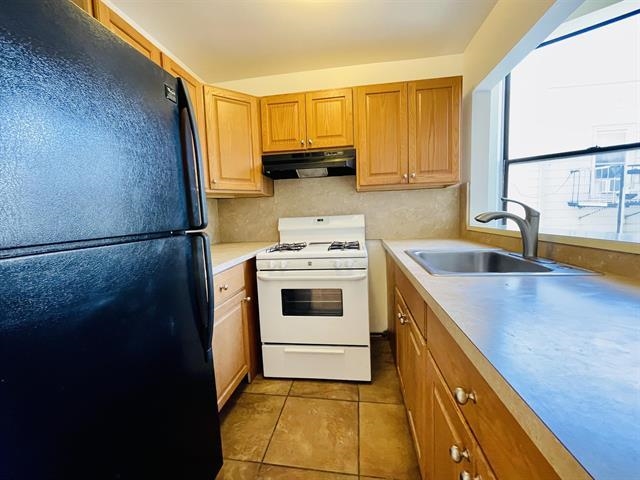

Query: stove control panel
[257,258,368,270]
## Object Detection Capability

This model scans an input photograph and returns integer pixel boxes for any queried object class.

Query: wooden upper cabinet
[68,0,94,15]
[261,88,354,152]
[355,82,408,189]
[305,88,353,149]
[160,54,209,184]
[408,76,461,186]
[204,87,268,194]
[93,1,161,66]
[261,93,306,152]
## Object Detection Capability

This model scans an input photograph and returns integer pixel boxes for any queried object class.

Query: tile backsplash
[214,176,460,242]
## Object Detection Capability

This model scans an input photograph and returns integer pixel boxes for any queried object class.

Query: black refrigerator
[0,1,223,478]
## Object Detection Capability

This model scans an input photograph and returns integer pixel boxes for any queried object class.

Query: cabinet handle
[454,387,477,405]
[397,311,407,324]
[308,138,313,145]
[243,296,252,302]
[218,284,229,292]
[449,444,470,463]
[301,139,305,146]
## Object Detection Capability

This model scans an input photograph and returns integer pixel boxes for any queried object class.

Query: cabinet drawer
[395,266,426,338]
[428,315,560,480]
[213,263,245,305]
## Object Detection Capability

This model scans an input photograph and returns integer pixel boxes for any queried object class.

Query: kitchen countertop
[383,239,639,480]
[211,242,274,274]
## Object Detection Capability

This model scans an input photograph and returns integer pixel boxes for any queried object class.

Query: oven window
[281,289,343,316]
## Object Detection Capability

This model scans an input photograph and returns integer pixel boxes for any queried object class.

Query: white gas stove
[256,215,371,381]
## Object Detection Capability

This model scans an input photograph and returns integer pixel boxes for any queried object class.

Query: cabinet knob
[244,296,252,302]
[459,471,474,480]
[218,284,229,292]
[308,138,313,145]
[449,444,470,463]
[402,173,408,182]
[300,139,305,146]
[454,387,477,405]
[397,312,407,324]
[212,179,217,184]
[410,172,416,178]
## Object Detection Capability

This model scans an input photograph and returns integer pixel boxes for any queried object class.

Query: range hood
[262,148,356,179]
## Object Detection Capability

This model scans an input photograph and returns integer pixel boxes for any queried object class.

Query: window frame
[501,8,640,232]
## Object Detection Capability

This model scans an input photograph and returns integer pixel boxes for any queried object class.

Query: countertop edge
[382,239,593,480]
[211,242,274,275]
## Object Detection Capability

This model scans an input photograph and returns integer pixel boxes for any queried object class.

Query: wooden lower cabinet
[389,254,557,480]
[212,261,259,410]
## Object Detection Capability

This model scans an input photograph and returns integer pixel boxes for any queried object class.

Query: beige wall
[205,199,221,244]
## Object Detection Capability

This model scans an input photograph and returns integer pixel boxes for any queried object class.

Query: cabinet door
[212,289,249,411]
[305,88,353,149]
[261,93,306,152]
[94,1,162,66]
[430,353,474,480]
[161,54,209,188]
[408,77,461,186]
[205,87,262,192]
[355,83,408,190]
[394,288,408,396]
[406,317,429,480]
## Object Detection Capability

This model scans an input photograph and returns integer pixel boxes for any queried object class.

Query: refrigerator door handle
[193,233,214,361]
[178,77,208,230]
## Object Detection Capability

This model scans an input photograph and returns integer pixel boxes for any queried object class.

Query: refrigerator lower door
[0,235,221,479]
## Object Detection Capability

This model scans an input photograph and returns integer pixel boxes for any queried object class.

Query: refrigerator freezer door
[0,1,206,250]
[0,235,222,479]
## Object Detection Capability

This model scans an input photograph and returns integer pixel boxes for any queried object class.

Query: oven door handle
[257,272,367,282]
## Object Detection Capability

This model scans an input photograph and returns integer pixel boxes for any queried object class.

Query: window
[502,4,640,242]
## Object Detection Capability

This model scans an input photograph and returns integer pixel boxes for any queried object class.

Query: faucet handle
[501,197,540,219]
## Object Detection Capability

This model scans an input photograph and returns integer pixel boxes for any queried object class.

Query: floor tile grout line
[259,394,288,464]
[261,459,359,477]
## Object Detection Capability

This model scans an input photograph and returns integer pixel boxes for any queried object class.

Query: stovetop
[258,241,367,260]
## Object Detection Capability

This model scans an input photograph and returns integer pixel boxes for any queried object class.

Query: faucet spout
[474,199,540,259]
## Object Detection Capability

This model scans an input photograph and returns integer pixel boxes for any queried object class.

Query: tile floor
[216,338,420,480]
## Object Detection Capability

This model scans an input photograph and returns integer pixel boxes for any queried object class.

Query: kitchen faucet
[474,198,540,259]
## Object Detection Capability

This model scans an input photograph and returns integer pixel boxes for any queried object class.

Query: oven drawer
[262,344,371,381]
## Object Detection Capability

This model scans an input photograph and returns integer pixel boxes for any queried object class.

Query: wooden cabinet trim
[93,1,161,65]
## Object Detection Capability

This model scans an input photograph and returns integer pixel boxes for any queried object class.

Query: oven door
[256,269,369,346]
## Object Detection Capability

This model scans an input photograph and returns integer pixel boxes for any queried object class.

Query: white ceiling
[110,0,498,83]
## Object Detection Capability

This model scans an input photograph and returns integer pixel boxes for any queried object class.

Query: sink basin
[405,249,596,276]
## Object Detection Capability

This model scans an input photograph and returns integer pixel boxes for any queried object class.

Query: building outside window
[502,3,640,242]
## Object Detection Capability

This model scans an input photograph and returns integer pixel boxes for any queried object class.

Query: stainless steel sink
[405,249,596,276]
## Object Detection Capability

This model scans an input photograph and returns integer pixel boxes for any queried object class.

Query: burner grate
[267,242,307,252]
[328,241,360,251]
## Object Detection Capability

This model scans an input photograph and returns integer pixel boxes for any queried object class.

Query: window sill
[465,225,640,255]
